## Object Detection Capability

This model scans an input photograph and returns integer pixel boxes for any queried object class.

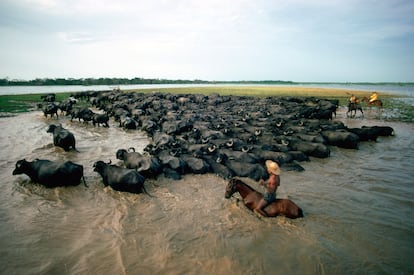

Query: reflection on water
[0,111,413,274]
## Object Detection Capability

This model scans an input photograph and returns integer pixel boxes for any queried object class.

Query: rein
[228,178,257,198]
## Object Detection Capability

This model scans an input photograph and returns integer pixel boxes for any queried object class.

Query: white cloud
[57,31,98,43]
[25,0,58,9]
[1,0,414,81]
[23,0,133,14]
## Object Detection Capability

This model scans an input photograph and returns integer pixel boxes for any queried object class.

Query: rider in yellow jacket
[369,92,378,103]
[349,94,357,104]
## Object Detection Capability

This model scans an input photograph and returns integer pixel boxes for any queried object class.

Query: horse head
[225,177,241,199]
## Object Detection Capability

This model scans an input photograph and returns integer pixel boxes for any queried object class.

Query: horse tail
[297,208,304,218]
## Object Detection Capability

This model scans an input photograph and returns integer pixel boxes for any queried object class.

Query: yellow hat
[265,160,281,175]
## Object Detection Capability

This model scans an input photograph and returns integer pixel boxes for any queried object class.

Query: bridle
[225,178,239,197]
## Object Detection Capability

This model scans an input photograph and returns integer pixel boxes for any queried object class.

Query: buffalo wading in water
[40,90,395,183]
[116,148,162,178]
[93,160,151,195]
[69,107,94,123]
[92,112,110,127]
[12,159,87,188]
[38,102,59,118]
[116,148,143,169]
[46,124,78,152]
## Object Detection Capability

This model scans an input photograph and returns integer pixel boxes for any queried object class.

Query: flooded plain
[0,108,413,274]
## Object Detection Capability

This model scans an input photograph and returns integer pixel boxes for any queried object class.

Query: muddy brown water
[1,108,413,274]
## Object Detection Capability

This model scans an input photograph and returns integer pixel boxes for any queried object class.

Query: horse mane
[231,178,257,192]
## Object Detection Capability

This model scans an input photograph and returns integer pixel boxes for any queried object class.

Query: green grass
[0,93,72,113]
[385,99,414,122]
[130,85,371,98]
[128,85,397,107]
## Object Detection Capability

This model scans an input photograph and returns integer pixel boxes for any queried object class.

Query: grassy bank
[1,86,412,121]
[129,86,394,105]
[0,93,71,113]
[132,85,375,98]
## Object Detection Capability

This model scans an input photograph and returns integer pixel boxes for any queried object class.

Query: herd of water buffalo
[14,90,395,196]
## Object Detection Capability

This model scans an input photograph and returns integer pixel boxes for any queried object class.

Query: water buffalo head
[116,149,128,160]
[93,160,112,173]
[12,159,29,175]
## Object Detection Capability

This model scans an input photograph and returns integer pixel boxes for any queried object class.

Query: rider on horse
[349,94,357,104]
[348,94,360,108]
[254,160,281,217]
[369,92,378,103]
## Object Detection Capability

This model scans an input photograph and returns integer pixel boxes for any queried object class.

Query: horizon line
[1,77,413,85]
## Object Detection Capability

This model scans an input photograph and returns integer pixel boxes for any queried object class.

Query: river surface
[0,108,413,274]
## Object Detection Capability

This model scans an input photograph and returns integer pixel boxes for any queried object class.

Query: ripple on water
[0,112,413,274]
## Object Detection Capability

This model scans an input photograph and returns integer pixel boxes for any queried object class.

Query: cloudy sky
[1,0,413,82]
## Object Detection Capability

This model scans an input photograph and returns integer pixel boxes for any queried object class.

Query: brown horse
[347,102,364,118]
[361,96,383,109]
[224,178,304,219]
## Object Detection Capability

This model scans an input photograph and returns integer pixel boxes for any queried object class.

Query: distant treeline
[2,77,410,86]
[0,77,295,86]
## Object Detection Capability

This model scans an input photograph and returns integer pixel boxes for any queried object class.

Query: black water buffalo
[181,155,210,174]
[58,98,77,115]
[116,148,162,178]
[203,154,234,179]
[93,161,149,194]
[321,130,360,149]
[348,126,395,141]
[369,126,395,137]
[289,139,331,158]
[348,127,379,141]
[92,112,110,127]
[225,160,267,181]
[46,124,77,151]
[158,154,187,179]
[69,107,94,123]
[38,103,59,118]
[40,93,56,102]
[116,148,143,169]
[61,91,396,182]
[119,116,138,129]
[12,159,86,188]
